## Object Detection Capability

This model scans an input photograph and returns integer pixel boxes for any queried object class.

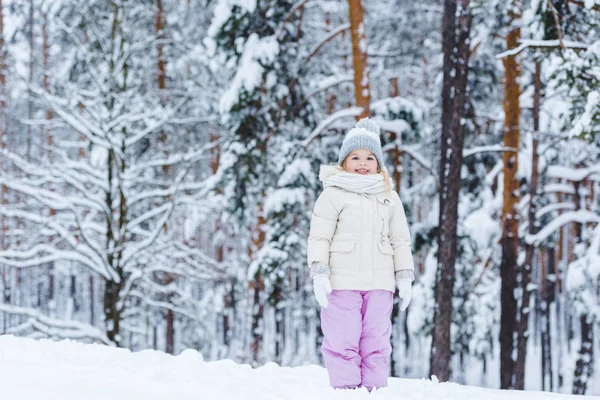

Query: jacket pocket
[377,241,394,255]
[376,241,395,276]
[329,241,355,272]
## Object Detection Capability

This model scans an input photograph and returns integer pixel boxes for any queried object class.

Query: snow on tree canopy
[208,0,257,38]
[219,34,279,116]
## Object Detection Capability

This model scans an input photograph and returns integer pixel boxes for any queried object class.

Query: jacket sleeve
[388,191,415,273]
[307,189,339,267]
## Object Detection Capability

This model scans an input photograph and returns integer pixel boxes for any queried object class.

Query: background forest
[1,0,599,395]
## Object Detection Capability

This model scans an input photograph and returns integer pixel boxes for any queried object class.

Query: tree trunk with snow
[27,0,34,160]
[154,0,176,355]
[347,0,370,119]
[42,11,56,305]
[499,0,522,389]
[572,315,594,394]
[0,0,8,332]
[430,0,472,382]
[0,0,7,243]
[250,213,266,365]
[541,247,555,391]
[572,180,594,394]
[514,59,541,390]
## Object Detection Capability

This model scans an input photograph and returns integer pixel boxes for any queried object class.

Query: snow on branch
[547,164,600,182]
[463,145,518,158]
[393,144,435,176]
[525,210,600,246]
[305,74,354,100]
[496,39,589,59]
[276,0,311,39]
[123,142,216,183]
[566,223,600,318]
[543,182,576,195]
[566,0,600,11]
[535,202,576,219]
[121,203,174,270]
[37,91,110,148]
[124,96,189,147]
[0,216,113,281]
[300,106,363,148]
[306,23,351,62]
[0,303,112,345]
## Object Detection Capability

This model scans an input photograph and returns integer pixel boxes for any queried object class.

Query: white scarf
[319,165,390,194]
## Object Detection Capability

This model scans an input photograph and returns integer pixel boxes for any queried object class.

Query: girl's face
[343,148,378,175]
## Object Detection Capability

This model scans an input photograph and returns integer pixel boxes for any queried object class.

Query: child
[307,118,415,390]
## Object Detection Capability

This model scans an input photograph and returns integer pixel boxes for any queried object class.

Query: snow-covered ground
[0,335,595,400]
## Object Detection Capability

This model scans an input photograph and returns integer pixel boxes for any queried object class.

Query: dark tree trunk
[500,0,522,389]
[250,272,265,365]
[166,308,174,354]
[390,297,401,376]
[223,281,235,348]
[274,287,284,363]
[572,316,594,394]
[430,0,472,382]
[541,247,555,391]
[514,60,542,390]
[90,274,95,326]
[104,278,123,345]
[571,181,594,394]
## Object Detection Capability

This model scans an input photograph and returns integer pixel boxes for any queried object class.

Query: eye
[351,156,359,160]
[367,157,374,160]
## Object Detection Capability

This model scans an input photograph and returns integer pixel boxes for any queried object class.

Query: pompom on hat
[338,118,386,171]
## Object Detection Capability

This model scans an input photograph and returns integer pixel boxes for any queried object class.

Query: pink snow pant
[320,289,393,390]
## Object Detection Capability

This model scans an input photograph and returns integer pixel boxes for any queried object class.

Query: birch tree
[0,0,223,347]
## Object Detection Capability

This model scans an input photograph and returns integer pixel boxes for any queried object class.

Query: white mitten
[395,270,414,311]
[397,279,412,311]
[313,275,332,308]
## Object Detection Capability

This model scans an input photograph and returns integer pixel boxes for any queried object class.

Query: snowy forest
[0,0,599,396]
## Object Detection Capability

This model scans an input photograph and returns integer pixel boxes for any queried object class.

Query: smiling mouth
[355,169,369,174]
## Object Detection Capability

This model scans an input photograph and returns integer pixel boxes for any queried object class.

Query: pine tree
[209,0,313,364]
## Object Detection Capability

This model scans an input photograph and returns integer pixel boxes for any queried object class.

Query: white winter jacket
[307,167,415,292]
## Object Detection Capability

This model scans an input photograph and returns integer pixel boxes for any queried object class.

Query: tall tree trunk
[430,0,472,382]
[572,316,594,394]
[571,180,593,394]
[347,0,370,118]
[104,278,122,345]
[274,286,284,363]
[0,0,8,264]
[103,4,126,346]
[104,146,122,345]
[42,12,56,305]
[27,0,34,160]
[541,247,555,391]
[90,273,95,326]
[0,0,10,332]
[249,213,266,365]
[499,0,522,389]
[514,59,541,390]
[154,0,175,355]
[389,76,403,377]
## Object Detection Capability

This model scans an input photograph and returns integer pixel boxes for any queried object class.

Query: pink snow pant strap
[320,289,393,390]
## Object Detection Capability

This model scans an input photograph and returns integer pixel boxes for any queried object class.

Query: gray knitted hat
[338,118,386,171]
